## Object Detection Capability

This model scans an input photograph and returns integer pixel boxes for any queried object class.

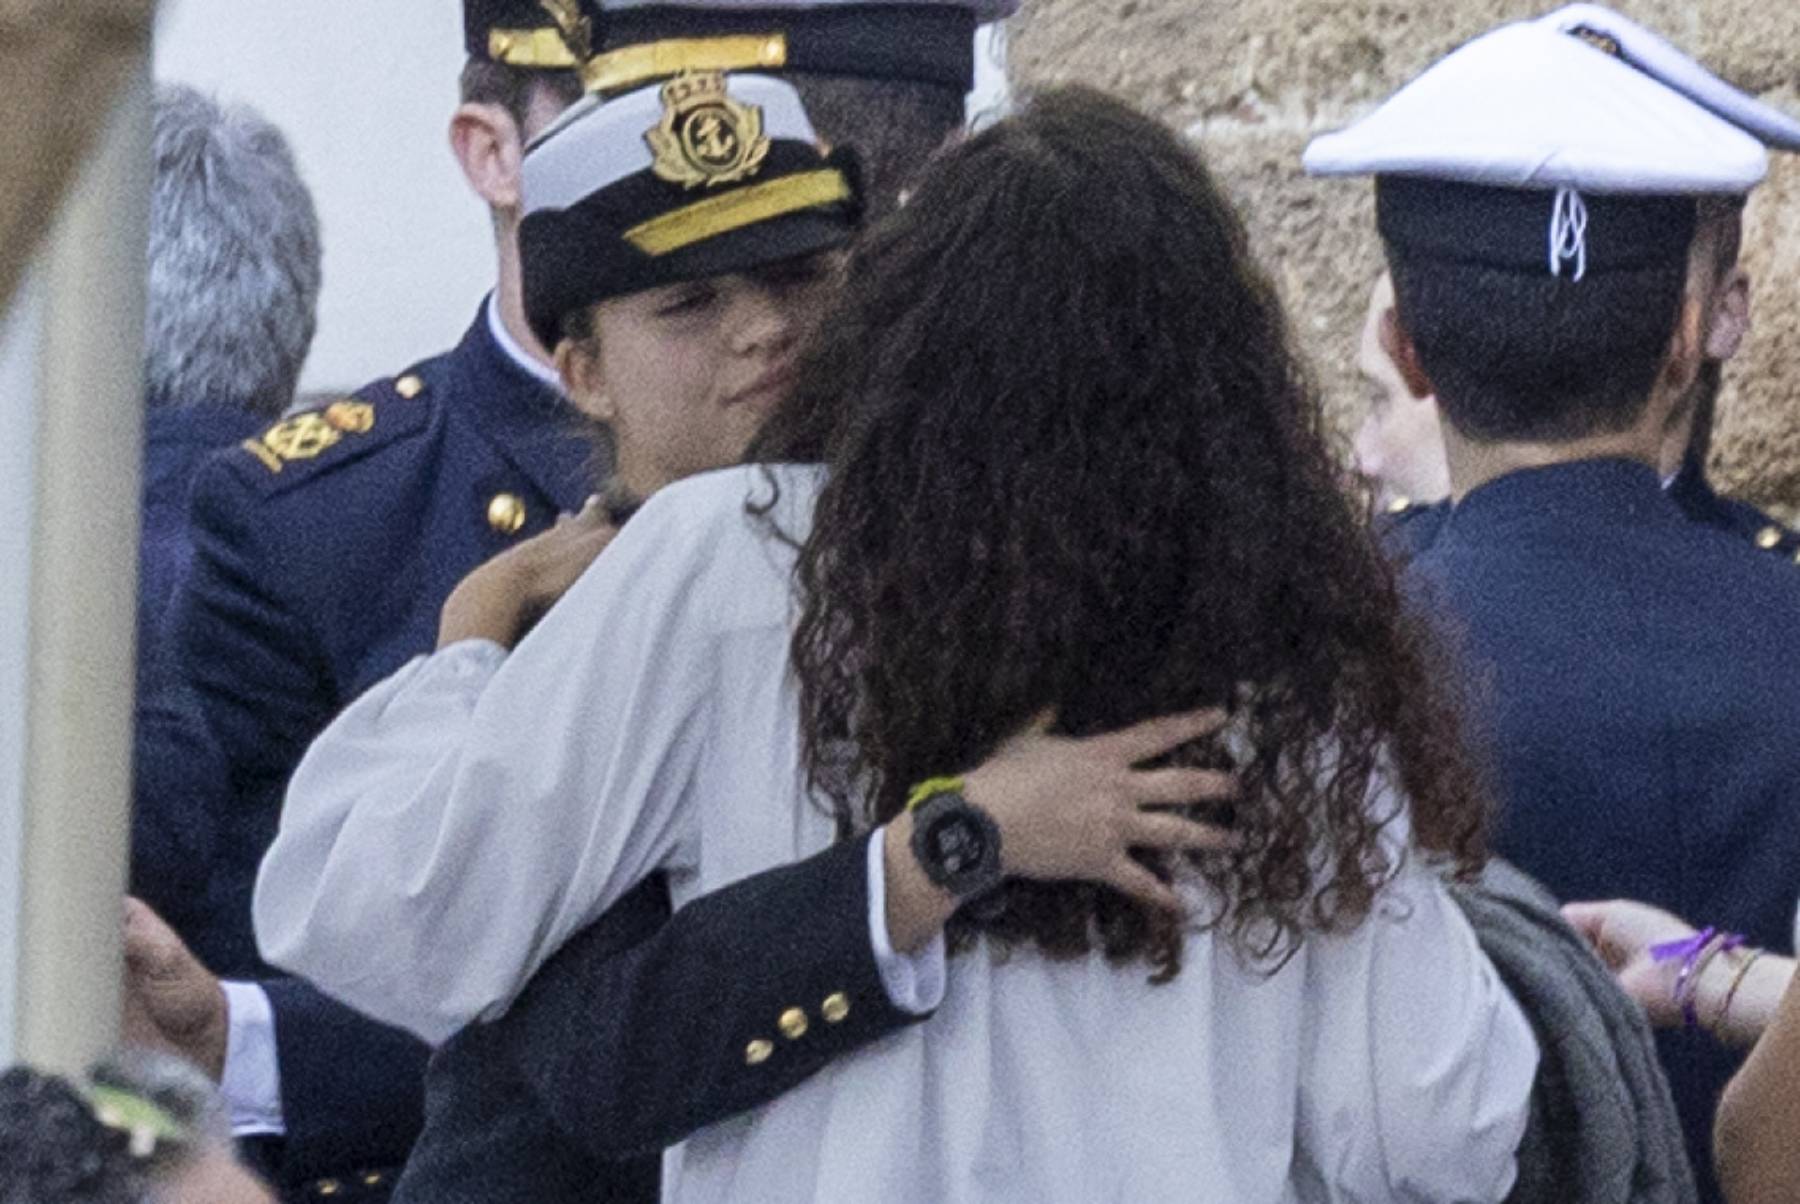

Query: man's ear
[1658,293,1709,405]
[556,335,614,424]
[1377,307,1435,401]
[1706,267,1752,363]
[449,103,526,210]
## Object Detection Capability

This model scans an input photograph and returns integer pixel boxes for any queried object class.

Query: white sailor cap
[1303,5,1800,280]
[519,72,860,347]
[580,1,1013,96]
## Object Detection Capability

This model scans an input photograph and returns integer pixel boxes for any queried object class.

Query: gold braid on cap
[538,0,594,62]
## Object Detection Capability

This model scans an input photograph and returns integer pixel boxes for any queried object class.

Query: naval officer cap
[575,0,1017,97]
[519,70,861,347]
[1304,3,1800,281]
[466,0,603,69]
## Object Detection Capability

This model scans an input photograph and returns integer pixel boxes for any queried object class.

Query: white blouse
[257,463,1537,1204]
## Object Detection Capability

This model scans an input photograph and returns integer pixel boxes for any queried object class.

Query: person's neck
[492,221,555,371]
[610,458,671,505]
[1444,424,1663,502]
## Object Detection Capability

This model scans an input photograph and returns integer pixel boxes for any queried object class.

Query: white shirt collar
[486,293,565,394]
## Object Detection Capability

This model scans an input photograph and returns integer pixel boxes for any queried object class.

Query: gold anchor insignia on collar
[537,0,593,61]
[646,71,770,190]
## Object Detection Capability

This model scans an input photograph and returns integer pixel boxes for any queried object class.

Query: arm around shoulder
[254,480,737,1043]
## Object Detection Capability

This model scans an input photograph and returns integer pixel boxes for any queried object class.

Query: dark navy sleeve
[174,455,338,800]
[128,681,225,942]
[260,980,431,1191]
[400,832,923,1194]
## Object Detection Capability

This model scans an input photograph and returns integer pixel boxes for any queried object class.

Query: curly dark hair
[755,85,1488,978]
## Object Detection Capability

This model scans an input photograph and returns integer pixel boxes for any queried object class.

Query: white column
[0,61,151,1076]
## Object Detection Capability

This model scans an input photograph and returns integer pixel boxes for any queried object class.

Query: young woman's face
[565,251,839,498]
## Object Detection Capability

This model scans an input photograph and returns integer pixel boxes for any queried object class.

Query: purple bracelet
[1651,927,1745,1029]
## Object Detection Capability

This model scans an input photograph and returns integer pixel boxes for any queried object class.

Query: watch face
[925,810,988,874]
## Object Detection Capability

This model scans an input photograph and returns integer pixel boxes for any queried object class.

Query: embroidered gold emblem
[538,0,593,61]
[645,71,770,190]
[243,403,375,473]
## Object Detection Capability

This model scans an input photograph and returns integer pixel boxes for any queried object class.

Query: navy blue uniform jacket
[146,307,593,1195]
[1402,459,1800,1203]
[133,404,264,939]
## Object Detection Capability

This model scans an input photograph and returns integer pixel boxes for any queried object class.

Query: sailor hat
[578,0,1015,96]
[520,71,861,347]
[1304,5,1800,280]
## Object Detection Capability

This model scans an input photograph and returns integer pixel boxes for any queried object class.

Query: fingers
[1560,901,1611,944]
[1126,811,1240,853]
[122,899,198,982]
[1103,857,1184,915]
[1099,707,1229,764]
[1130,767,1237,805]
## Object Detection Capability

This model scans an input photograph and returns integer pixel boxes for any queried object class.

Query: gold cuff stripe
[625,169,850,257]
[581,34,788,94]
[488,27,579,69]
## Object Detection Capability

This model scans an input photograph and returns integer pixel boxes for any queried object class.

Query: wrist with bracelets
[1651,926,1755,1032]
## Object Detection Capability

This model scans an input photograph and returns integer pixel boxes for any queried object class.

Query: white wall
[154,0,497,395]
[154,4,1010,396]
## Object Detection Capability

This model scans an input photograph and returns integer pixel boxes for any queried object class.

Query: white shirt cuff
[865,828,947,1015]
[219,980,285,1137]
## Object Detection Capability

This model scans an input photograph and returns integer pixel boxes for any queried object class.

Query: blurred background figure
[139,82,321,656]
[131,81,320,952]
[1352,271,1449,515]
[0,1051,274,1204]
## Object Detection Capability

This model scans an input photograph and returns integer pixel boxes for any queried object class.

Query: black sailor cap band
[1376,174,1699,276]
[522,142,861,347]
[584,4,978,94]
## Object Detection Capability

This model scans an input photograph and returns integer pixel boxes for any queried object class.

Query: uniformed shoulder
[1717,496,1800,565]
[212,368,440,499]
[1375,497,1452,560]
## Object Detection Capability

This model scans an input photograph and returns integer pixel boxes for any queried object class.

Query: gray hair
[146,84,322,416]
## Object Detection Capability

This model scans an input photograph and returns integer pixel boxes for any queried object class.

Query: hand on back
[966,707,1241,912]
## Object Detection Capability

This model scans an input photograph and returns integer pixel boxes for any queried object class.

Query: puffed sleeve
[253,482,730,1045]
[1295,837,1538,1203]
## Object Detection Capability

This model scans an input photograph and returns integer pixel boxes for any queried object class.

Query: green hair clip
[87,1083,191,1160]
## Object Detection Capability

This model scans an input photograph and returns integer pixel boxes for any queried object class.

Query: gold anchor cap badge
[646,71,770,190]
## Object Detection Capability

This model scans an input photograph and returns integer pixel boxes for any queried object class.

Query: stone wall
[1010,2,1800,517]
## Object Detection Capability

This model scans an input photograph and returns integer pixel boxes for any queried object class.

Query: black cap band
[521,143,861,347]
[587,4,977,94]
[1376,175,1698,276]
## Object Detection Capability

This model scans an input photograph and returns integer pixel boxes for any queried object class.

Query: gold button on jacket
[779,1007,809,1040]
[821,992,850,1024]
[487,492,528,535]
[745,1038,774,1065]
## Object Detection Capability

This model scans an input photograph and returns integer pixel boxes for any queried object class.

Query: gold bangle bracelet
[1710,948,1766,1034]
